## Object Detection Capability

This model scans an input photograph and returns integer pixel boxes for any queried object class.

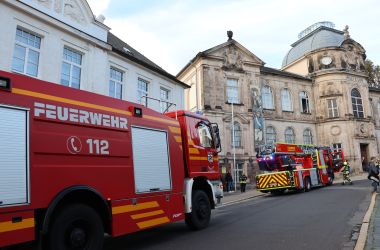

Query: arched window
[284,127,295,143]
[231,121,241,147]
[303,129,313,145]
[262,85,274,109]
[281,88,292,111]
[266,126,276,145]
[299,91,310,113]
[351,88,364,118]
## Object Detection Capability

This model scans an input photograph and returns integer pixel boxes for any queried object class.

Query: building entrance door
[360,144,369,172]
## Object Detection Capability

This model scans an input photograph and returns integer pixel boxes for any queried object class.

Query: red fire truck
[0,71,222,249]
[256,143,344,194]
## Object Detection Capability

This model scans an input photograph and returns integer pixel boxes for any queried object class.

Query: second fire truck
[256,143,344,194]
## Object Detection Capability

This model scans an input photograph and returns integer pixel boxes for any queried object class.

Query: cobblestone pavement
[366,194,380,250]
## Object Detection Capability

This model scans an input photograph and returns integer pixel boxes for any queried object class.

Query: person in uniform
[239,173,248,193]
[342,160,352,185]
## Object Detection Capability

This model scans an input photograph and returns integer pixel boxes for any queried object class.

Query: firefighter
[239,173,248,193]
[341,160,352,185]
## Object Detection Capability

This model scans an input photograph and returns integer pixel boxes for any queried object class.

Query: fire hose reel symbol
[67,136,82,154]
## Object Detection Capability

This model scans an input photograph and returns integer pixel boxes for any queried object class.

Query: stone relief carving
[54,0,63,13]
[331,126,341,136]
[342,44,365,72]
[36,0,52,8]
[32,0,86,24]
[64,0,86,24]
[223,46,243,71]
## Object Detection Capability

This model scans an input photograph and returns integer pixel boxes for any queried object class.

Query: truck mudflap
[0,210,35,248]
[256,171,292,191]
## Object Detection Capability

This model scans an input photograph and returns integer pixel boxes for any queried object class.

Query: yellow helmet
[343,161,348,166]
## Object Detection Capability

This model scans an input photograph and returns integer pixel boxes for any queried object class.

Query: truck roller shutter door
[0,106,29,206]
[131,127,171,193]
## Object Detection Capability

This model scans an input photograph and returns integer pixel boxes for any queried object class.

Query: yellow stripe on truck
[0,218,34,233]
[112,201,159,215]
[136,217,170,229]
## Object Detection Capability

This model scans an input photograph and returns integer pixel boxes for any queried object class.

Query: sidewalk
[220,186,265,205]
[365,194,380,249]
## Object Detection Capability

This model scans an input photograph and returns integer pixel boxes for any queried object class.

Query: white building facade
[0,0,188,112]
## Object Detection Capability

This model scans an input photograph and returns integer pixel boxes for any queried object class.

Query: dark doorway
[360,144,369,172]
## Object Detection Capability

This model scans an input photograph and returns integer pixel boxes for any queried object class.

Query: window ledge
[301,112,312,115]
[226,102,244,106]
[282,110,294,113]
[263,108,275,111]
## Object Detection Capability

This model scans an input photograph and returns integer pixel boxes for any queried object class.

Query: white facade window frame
[60,46,83,89]
[109,67,124,100]
[281,88,292,111]
[138,77,149,106]
[327,99,339,118]
[332,143,342,151]
[303,128,313,145]
[12,27,42,77]
[231,121,242,147]
[284,127,295,144]
[226,78,239,104]
[160,87,171,113]
[300,91,310,113]
[266,126,276,145]
[262,85,274,109]
[351,88,364,118]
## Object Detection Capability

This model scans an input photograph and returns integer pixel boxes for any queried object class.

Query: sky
[87,0,380,76]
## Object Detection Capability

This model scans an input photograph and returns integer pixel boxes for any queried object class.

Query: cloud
[88,0,380,75]
[87,0,111,16]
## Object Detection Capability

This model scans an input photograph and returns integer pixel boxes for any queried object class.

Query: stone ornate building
[177,22,379,182]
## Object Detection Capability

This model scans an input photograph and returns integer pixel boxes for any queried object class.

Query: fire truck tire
[304,177,311,192]
[185,190,211,230]
[48,204,104,250]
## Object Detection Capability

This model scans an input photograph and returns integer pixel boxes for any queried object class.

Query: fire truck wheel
[185,190,211,230]
[304,177,311,192]
[48,204,104,250]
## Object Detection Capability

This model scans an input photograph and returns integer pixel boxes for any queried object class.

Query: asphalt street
[8,179,372,250]
[103,179,371,250]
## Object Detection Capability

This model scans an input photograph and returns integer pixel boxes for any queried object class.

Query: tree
[364,59,380,87]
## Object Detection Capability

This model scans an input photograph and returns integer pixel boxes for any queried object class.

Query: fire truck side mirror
[0,77,11,91]
[211,123,222,152]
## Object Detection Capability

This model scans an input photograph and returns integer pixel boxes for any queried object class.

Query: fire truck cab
[0,71,222,249]
[256,143,344,194]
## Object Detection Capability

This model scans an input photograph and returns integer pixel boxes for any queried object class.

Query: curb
[354,192,378,250]
[217,193,266,207]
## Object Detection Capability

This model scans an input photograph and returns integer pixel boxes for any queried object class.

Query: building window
[231,121,241,147]
[226,78,239,104]
[138,78,149,106]
[303,129,313,145]
[61,47,82,89]
[160,87,170,112]
[12,28,41,77]
[281,88,292,111]
[377,102,380,118]
[262,85,274,109]
[109,67,123,99]
[266,126,276,145]
[332,143,342,151]
[327,99,339,118]
[351,88,364,118]
[284,127,295,144]
[300,91,310,113]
